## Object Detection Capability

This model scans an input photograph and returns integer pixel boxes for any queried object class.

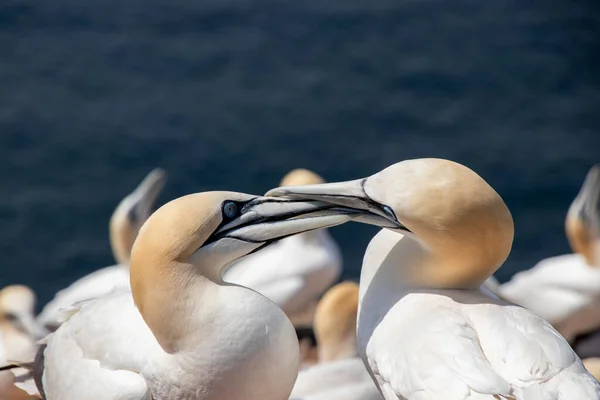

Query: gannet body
[31,191,358,400]
[268,158,600,399]
[500,254,600,326]
[225,169,342,325]
[36,169,166,331]
[291,282,382,400]
[499,165,600,340]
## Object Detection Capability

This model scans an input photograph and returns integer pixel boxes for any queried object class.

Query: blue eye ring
[382,205,396,220]
[223,201,238,219]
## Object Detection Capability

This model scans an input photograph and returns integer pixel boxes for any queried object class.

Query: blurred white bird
[499,165,600,342]
[36,168,166,332]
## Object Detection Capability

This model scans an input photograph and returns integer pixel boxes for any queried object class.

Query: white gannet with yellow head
[499,165,600,340]
[0,285,41,362]
[0,286,42,400]
[291,281,383,400]
[224,168,342,327]
[268,158,600,399]
[29,191,359,400]
[36,168,167,332]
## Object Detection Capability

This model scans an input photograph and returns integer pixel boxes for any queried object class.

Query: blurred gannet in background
[583,358,600,382]
[0,286,42,399]
[498,165,600,342]
[224,168,342,328]
[36,168,166,332]
[268,158,600,399]
[23,191,358,400]
[291,281,383,400]
[0,286,41,361]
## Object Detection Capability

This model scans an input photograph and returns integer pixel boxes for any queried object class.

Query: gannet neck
[109,214,137,266]
[109,168,167,265]
[129,191,357,353]
[565,210,595,266]
[565,165,600,267]
[129,193,229,353]
[314,282,359,363]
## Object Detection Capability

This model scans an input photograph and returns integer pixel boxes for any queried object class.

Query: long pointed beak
[19,313,47,340]
[208,197,363,245]
[265,179,407,231]
[128,168,167,224]
[578,165,600,233]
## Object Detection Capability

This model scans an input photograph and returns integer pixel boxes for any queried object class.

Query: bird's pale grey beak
[127,168,167,224]
[206,196,364,246]
[577,165,600,233]
[265,179,408,232]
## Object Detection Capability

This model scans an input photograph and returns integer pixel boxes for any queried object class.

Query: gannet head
[0,285,43,340]
[267,158,514,289]
[565,165,600,266]
[280,169,326,186]
[109,168,167,265]
[129,191,358,350]
[313,281,359,362]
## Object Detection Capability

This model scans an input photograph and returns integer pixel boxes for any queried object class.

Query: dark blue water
[0,0,598,308]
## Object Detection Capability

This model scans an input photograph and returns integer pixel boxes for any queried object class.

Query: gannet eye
[382,205,396,220]
[3,312,18,323]
[223,201,239,219]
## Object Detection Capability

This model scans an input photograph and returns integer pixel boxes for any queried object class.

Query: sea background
[0,0,598,308]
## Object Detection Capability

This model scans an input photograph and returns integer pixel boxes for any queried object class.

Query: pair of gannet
[268,158,600,399]
[291,282,382,400]
[224,168,342,327]
[21,192,360,399]
[16,158,599,399]
[499,165,600,342]
[36,168,167,332]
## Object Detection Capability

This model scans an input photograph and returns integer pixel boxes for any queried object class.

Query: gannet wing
[470,304,600,398]
[36,265,130,330]
[39,292,155,399]
[364,297,513,400]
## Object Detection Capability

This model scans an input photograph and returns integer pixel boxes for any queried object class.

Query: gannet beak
[578,165,600,232]
[14,312,47,340]
[128,168,167,224]
[204,197,362,246]
[265,179,407,231]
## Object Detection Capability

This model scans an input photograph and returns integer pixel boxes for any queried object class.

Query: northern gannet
[268,158,600,399]
[0,286,41,361]
[0,286,42,399]
[291,281,383,400]
[224,169,342,328]
[499,165,600,341]
[36,168,167,332]
[28,191,358,400]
